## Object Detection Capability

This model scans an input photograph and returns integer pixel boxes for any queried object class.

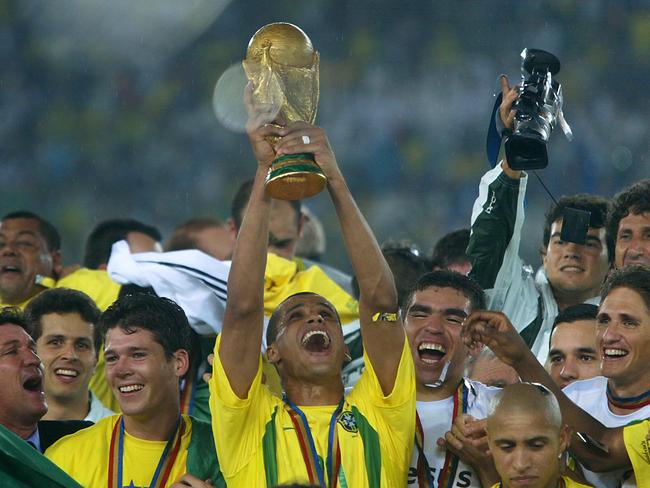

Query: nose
[60,342,79,361]
[511,447,531,473]
[423,313,445,334]
[22,347,42,367]
[600,323,620,345]
[627,237,644,257]
[563,241,581,259]
[306,313,324,325]
[559,357,578,382]
[0,242,17,256]
[110,356,132,378]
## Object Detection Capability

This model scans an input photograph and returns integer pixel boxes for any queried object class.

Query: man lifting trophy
[242,22,325,200]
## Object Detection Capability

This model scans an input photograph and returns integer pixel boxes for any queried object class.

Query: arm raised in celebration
[275,122,402,395]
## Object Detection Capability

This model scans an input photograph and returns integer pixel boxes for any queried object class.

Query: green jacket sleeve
[468,163,526,290]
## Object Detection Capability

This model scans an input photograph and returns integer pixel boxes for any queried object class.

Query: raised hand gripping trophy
[243,22,325,200]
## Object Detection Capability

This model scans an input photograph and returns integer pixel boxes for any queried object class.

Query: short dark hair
[351,241,429,307]
[98,294,193,358]
[402,270,486,316]
[24,288,102,355]
[542,194,610,260]
[549,303,598,348]
[0,307,30,332]
[83,219,162,269]
[607,179,650,260]
[266,292,339,347]
[165,217,225,252]
[600,265,650,313]
[231,179,301,230]
[431,229,470,269]
[1,211,61,252]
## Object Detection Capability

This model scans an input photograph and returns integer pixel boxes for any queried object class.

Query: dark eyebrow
[444,308,468,318]
[104,345,148,355]
[407,303,432,314]
[620,313,640,323]
[548,348,564,357]
[0,339,21,349]
[585,235,602,245]
[285,300,336,316]
[526,436,550,443]
[551,232,602,246]
[284,302,306,316]
[576,347,597,354]
[16,230,40,239]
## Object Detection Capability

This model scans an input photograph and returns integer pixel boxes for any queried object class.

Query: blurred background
[1,0,648,269]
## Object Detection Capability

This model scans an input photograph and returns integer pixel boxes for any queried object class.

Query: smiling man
[561,265,650,487]
[0,212,62,308]
[403,270,501,487]
[546,304,601,389]
[45,294,223,487]
[25,288,113,422]
[486,383,590,488]
[467,76,611,363]
[0,308,48,441]
[210,91,414,486]
[607,179,650,269]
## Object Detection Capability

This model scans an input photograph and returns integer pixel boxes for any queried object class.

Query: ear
[171,349,190,378]
[297,212,306,238]
[559,424,571,454]
[51,249,63,279]
[226,217,239,240]
[539,245,548,267]
[266,344,281,365]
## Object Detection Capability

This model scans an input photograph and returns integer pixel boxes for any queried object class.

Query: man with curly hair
[607,179,650,268]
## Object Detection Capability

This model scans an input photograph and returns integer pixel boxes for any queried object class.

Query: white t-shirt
[563,376,650,488]
[408,379,499,487]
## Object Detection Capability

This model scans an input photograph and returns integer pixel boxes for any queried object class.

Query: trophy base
[265,153,327,200]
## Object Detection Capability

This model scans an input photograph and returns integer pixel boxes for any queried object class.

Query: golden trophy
[243,22,326,200]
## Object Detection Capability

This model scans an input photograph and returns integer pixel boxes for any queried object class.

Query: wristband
[371,312,398,323]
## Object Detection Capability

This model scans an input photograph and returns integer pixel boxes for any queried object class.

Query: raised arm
[275,122,402,395]
[217,85,281,398]
[463,310,631,471]
[468,76,524,290]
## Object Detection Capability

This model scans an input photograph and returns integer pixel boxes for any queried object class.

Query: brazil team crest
[337,411,358,433]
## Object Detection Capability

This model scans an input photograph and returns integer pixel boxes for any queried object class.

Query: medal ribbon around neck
[283,396,345,488]
[180,376,197,415]
[415,381,468,488]
[606,384,650,410]
[108,415,185,488]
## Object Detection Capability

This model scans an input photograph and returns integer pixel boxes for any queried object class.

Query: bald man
[486,383,592,488]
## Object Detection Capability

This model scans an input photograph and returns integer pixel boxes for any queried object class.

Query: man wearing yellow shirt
[47,293,223,487]
[210,93,415,487]
[486,383,592,488]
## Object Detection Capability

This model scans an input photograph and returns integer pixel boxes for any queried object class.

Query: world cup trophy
[243,22,325,200]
